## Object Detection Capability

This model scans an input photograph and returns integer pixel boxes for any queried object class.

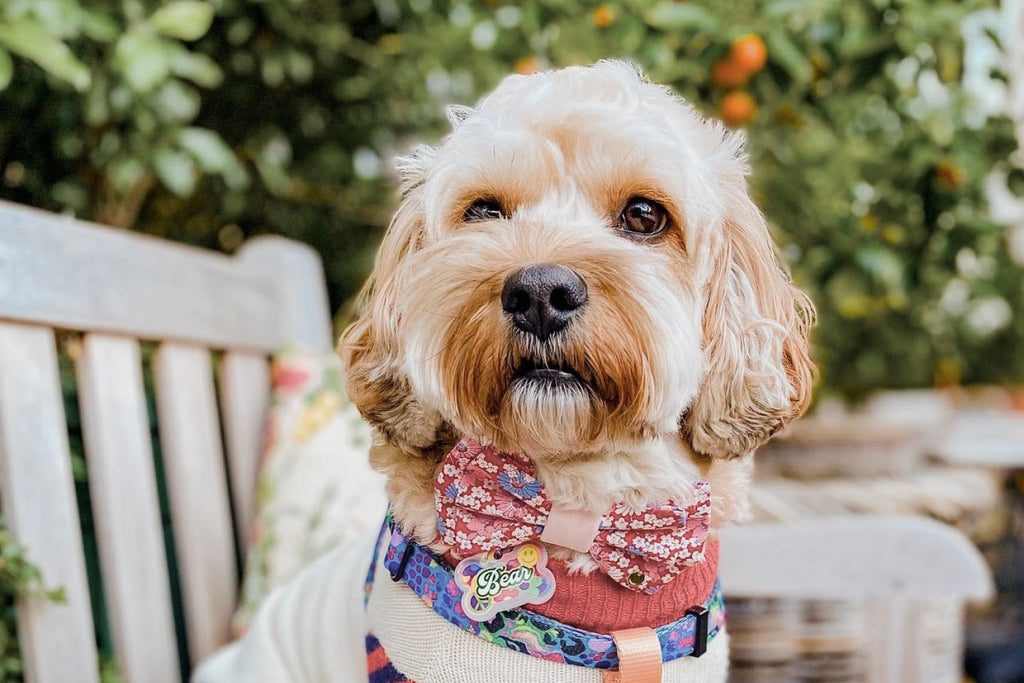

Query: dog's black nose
[501,264,587,341]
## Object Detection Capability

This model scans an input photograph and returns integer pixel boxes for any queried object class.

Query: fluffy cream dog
[194,60,814,683]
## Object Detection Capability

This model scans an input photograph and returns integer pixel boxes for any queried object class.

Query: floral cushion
[232,348,386,635]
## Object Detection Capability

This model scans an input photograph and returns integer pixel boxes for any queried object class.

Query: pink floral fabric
[231,348,384,635]
[434,439,711,594]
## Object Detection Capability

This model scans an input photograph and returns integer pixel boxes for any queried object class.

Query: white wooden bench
[0,201,333,682]
[720,515,994,683]
[0,202,996,683]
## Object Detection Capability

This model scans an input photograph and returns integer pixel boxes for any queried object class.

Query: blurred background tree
[0,0,1020,399]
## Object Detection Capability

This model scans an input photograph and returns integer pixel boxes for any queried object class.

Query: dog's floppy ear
[682,163,815,460]
[340,145,453,455]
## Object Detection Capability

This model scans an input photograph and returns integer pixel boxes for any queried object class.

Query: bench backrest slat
[0,202,281,352]
[153,343,238,665]
[0,322,101,683]
[218,351,271,555]
[76,334,180,682]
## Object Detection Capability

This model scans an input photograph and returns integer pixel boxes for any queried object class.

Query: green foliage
[0,2,1020,675]
[0,0,1020,399]
[0,0,238,229]
[0,521,65,683]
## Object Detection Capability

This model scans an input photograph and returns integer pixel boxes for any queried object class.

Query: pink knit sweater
[442,538,719,633]
[529,538,720,632]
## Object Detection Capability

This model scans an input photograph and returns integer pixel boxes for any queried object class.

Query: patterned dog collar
[369,517,724,670]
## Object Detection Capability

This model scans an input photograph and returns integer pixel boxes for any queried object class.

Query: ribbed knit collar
[526,538,719,633]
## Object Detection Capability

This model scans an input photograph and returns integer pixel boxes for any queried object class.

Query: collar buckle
[389,538,415,582]
[685,605,710,657]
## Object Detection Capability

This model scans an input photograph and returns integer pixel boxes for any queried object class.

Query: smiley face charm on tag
[454,542,556,622]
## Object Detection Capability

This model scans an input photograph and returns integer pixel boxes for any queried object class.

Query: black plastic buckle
[686,605,709,657]
[389,542,415,582]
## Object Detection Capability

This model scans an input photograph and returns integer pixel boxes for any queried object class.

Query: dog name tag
[454,542,556,621]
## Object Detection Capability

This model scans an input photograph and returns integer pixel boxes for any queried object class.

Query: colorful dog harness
[365,517,724,678]
[364,439,724,680]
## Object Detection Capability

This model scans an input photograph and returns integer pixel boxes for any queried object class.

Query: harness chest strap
[603,628,664,683]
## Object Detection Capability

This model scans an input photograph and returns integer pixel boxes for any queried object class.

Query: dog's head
[342,61,814,468]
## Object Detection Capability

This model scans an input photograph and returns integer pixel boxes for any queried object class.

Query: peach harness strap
[601,628,663,683]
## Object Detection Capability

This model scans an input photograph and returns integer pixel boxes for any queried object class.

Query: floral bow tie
[434,438,711,594]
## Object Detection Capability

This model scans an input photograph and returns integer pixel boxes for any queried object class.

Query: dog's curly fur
[341,61,815,566]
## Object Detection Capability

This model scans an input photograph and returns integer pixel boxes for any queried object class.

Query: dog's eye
[463,199,506,222]
[620,198,668,237]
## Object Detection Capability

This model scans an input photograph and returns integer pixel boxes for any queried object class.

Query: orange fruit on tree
[720,91,757,127]
[711,58,749,88]
[592,5,614,28]
[935,160,965,189]
[514,57,541,75]
[730,34,767,75]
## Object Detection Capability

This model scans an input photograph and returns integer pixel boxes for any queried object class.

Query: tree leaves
[151,128,248,195]
[177,127,248,190]
[0,20,90,91]
[152,146,197,196]
[0,0,1019,398]
[169,48,223,88]
[149,1,215,42]
[113,30,173,93]
[764,30,813,86]
[644,3,717,31]
[1,518,67,683]
[0,50,12,91]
